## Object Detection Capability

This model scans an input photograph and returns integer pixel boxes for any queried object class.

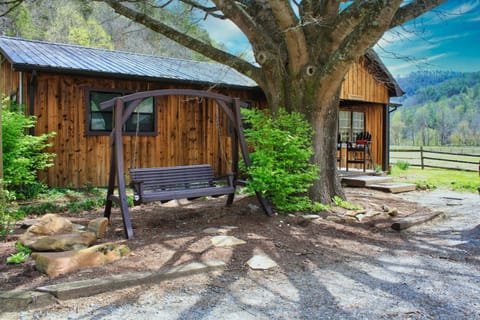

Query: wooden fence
[390,146,480,175]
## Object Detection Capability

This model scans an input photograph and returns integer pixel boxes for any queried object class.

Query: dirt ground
[1,188,438,292]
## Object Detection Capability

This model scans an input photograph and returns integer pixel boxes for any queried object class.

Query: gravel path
[12,190,480,320]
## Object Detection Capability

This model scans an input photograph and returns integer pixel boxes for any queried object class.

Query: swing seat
[129,164,235,205]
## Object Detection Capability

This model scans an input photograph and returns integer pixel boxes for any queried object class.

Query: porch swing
[100,89,272,239]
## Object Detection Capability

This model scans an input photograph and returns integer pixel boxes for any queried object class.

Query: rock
[31,243,130,278]
[88,218,109,238]
[387,208,398,216]
[27,213,72,235]
[301,214,321,220]
[211,235,246,247]
[72,224,86,232]
[345,209,367,217]
[325,216,343,222]
[343,216,358,223]
[19,231,97,252]
[247,255,278,270]
[203,226,237,234]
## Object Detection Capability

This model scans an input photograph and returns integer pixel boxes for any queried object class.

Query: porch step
[341,175,393,187]
[341,175,416,194]
[368,183,417,194]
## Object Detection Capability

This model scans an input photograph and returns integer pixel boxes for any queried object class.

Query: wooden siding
[24,72,262,187]
[338,103,385,169]
[340,56,390,104]
[1,55,393,188]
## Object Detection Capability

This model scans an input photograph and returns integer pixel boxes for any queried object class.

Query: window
[87,90,156,135]
[339,111,365,142]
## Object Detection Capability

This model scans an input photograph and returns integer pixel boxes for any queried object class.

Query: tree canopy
[0,0,448,204]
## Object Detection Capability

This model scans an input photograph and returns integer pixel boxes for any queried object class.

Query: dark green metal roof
[0,36,257,89]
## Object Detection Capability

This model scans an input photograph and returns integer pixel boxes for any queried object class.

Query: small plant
[240,108,322,213]
[0,188,20,237]
[395,161,410,170]
[6,242,32,264]
[332,196,362,210]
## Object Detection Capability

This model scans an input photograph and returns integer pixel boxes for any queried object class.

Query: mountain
[391,71,480,146]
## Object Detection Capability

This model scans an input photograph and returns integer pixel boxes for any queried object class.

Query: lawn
[390,166,480,193]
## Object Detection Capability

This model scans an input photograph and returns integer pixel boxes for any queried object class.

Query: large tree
[98,0,448,203]
[4,0,448,203]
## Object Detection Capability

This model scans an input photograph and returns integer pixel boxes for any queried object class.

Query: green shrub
[0,188,21,237]
[395,161,410,170]
[2,100,56,199]
[240,108,323,213]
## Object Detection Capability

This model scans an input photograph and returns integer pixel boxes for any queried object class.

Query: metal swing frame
[99,89,272,239]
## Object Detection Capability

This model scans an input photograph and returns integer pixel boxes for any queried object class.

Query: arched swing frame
[100,89,272,239]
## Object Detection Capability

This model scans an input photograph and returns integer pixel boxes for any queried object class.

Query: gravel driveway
[13,190,480,320]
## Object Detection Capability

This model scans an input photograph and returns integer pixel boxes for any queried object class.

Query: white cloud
[429,32,472,43]
[447,0,480,15]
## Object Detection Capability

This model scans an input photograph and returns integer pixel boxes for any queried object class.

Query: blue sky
[203,1,480,77]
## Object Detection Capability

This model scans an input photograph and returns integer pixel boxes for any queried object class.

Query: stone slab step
[368,183,417,194]
[341,175,393,187]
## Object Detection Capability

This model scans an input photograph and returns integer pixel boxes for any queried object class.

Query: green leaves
[240,108,322,213]
[6,242,32,264]
[2,100,56,199]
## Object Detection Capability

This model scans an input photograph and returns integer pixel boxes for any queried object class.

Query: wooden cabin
[0,36,402,188]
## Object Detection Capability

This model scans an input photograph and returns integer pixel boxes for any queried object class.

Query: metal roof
[0,36,257,89]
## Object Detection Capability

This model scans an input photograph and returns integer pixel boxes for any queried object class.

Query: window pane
[339,111,351,142]
[126,113,154,132]
[90,92,121,111]
[134,97,153,113]
[88,90,155,134]
[125,97,154,132]
[352,112,365,139]
[90,112,112,131]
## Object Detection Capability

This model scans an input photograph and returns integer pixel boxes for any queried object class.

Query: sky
[202,1,480,77]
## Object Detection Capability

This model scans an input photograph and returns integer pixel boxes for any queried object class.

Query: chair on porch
[346,131,373,172]
[337,134,343,167]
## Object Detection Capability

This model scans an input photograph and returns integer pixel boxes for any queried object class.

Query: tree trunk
[309,92,346,203]
[262,73,346,204]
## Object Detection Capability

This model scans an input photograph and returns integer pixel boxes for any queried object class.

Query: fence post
[420,146,424,170]
[478,160,479,177]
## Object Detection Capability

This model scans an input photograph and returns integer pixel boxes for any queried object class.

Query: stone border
[0,260,225,313]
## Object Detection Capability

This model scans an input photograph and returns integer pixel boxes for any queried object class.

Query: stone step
[341,175,394,187]
[368,183,417,194]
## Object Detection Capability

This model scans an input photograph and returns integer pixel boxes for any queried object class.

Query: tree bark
[93,0,447,204]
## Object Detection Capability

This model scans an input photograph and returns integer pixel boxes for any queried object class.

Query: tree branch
[0,0,23,17]
[211,0,276,54]
[390,0,448,28]
[98,0,262,83]
[268,0,308,71]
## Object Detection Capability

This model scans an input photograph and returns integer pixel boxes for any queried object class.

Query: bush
[240,108,324,213]
[2,100,56,199]
[395,161,410,170]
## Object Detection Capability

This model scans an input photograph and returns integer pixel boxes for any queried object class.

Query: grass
[390,166,480,193]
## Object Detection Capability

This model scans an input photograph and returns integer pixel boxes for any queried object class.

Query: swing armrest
[214,173,234,187]
[130,179,144,195]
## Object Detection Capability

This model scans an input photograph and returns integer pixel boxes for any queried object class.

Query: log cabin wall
[1,53,395,187]
[338,56,391,169]
[340,56,390,104]
[2,68,265,187]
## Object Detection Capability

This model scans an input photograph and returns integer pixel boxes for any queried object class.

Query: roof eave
[10,63,260,91]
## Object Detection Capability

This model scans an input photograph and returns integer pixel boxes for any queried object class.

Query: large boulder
[27,213,72,235]
[19,231,97,251]
[31,243,131,277]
